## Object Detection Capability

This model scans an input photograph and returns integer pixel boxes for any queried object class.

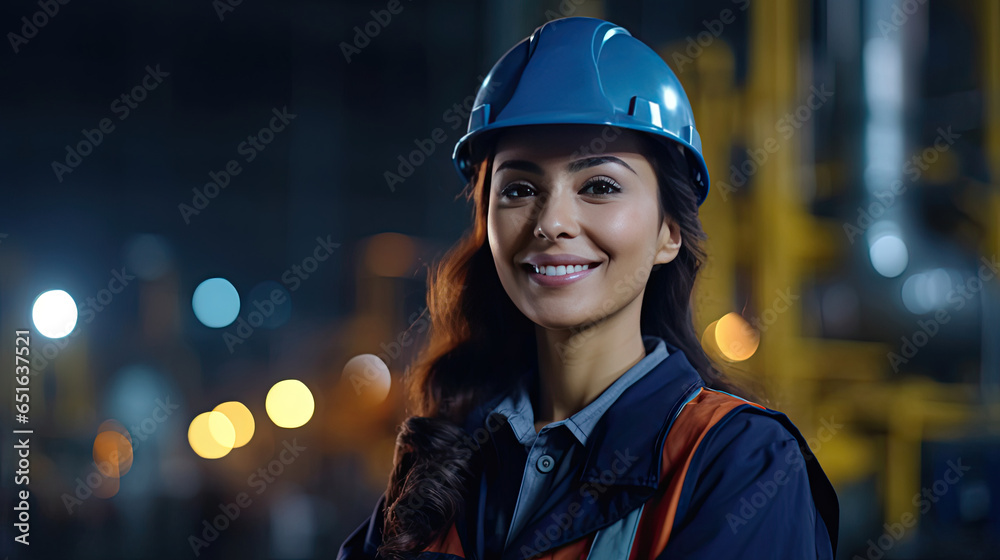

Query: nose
[533,189,579,241]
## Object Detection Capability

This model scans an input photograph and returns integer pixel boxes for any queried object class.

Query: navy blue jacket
[338,340,839,559]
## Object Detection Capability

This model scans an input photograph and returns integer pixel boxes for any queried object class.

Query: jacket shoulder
[668,389,840,557]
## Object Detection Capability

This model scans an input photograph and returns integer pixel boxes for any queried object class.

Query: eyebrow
[494,156,637,176]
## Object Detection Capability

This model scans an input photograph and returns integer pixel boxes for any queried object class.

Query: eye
[500,182,536,199]
[580,176,622,196]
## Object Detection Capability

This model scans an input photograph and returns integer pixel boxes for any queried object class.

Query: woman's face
[487,124,682,331]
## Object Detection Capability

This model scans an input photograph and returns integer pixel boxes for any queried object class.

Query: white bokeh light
[869,234,909,278]
[32,290,78,338]
[901,269,953,314]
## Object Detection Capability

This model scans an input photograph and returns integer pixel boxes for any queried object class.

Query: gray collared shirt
[487,335,669,549]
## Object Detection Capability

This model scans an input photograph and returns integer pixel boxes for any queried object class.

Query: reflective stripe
[671,386,704,426]
[585,503,645,558]
[582,385,712,558]
[701,388,766,409]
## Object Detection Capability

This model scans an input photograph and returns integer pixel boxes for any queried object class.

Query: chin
[522,306,602,332]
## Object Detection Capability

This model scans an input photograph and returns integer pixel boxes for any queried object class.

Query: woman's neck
[532,305,648,426]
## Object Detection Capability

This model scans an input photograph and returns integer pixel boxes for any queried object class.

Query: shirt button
[536,454,555,473]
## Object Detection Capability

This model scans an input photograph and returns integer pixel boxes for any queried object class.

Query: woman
[338,16,839,560]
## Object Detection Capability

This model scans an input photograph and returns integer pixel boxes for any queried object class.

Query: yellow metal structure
[672,0,997,537]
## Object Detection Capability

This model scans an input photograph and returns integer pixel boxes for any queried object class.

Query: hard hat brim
[452,118,710,206]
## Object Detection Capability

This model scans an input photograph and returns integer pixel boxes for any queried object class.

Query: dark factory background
[0,0,998,558]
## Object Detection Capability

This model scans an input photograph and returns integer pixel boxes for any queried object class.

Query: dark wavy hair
[377,126,759,559]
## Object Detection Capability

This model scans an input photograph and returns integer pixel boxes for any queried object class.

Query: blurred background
[0,0,997,558]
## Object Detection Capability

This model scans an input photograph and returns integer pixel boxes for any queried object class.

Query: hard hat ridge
[452,16,711,205]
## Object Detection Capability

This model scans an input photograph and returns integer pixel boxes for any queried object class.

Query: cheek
[597,208,653,258]
[489,206,526,245]
[487,209,518,270]
[486,210,503,254]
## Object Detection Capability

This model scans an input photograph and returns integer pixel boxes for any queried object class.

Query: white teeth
[530,263,592,276]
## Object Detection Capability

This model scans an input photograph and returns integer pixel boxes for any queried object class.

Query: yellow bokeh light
[265,379,315,429]
[208,410,236,447]
[213,401,255,448]
[715,312,760,361]
[701,319,721,357]
[93,430,133,478]
[188,412,235,459]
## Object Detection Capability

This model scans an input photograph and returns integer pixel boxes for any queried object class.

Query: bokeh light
[901,268,953,314]
[191,277,240,328]
[265,379,315,429]
[869,234,909,278]
[715,312,760,361]
[93,429,134,478]
[701,313,760,363]
[341,354,392,407]
[701,319,722,359]
[213,401,255,448]
[31,289,78,338]
[188,411,236,459]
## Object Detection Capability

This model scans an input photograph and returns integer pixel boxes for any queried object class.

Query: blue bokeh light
[192,278,240,328]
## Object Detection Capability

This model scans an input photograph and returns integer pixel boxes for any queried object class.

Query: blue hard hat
[452,16,710,205]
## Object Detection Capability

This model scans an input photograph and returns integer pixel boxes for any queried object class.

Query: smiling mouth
[522,262,601,277]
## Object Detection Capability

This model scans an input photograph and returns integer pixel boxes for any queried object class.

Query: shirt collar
[487,335,670,448]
